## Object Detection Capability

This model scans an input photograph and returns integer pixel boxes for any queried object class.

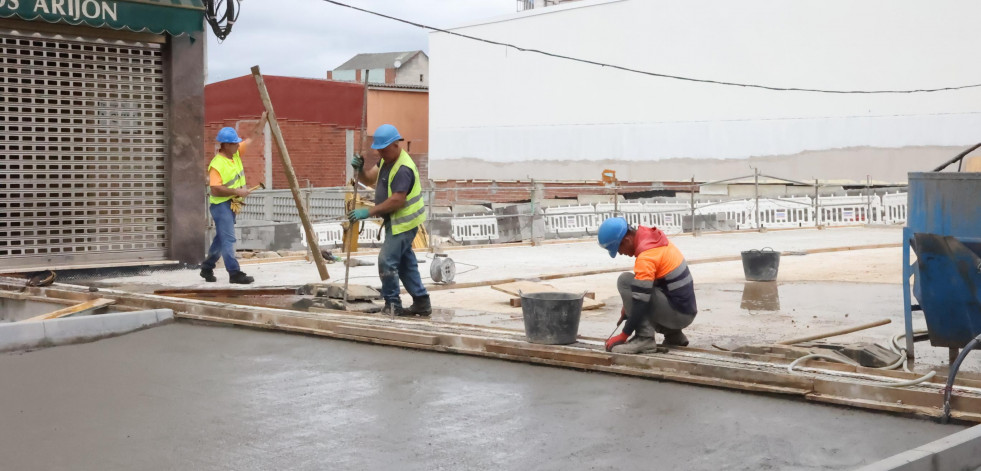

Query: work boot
[383,302,411,317]
[406,295,432,317]
[661,329,689,347]
[199,268,216,283]
[611,336,659,354]
[228,271,254,285]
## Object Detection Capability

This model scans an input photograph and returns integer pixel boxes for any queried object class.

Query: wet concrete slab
[0,323,964,471]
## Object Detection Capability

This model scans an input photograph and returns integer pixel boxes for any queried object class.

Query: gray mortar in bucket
[520,292,584,345]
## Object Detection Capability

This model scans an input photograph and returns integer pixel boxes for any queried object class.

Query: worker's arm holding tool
[351,154,379,186]
[605,277,654,350]
[349,154,403,221]
[209,167,250,198]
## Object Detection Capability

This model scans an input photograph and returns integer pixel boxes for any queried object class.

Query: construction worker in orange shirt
[598,217,698,354]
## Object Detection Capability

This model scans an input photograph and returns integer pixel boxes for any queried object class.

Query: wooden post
[251,65,330,280]
[344,69,370,304]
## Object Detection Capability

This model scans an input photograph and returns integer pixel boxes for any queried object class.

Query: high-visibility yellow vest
[388,150,426,235]
[208,152,246,205]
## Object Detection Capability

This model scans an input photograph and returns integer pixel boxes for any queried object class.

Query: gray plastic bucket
[521,292,584,345]
[741,248,780,281]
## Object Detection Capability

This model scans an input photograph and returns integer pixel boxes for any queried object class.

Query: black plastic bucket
[741,248,780,281]
[521,292,584,345]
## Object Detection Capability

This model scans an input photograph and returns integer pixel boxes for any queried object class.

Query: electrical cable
[206,0,241,41]
[321,0,981,95]
[942,334,981,423]
[787,353,937,389]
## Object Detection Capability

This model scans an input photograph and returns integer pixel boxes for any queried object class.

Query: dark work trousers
[378,224,428,306]
[202,201,240,274]
[616,272,694,337]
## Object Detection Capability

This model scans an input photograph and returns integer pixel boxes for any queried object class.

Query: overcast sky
[205,0,515,83]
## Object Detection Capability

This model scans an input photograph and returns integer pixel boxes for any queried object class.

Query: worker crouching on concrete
[200,126,261,285]
[349,124,431,316]
[598,217,697,353]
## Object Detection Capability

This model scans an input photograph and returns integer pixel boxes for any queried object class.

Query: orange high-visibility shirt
[633,241,685,281]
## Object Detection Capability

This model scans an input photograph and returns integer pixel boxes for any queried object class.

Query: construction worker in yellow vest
[349,124,430,316]
[200,124,263,284]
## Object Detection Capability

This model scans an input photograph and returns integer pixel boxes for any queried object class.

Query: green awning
[0,0,205,37]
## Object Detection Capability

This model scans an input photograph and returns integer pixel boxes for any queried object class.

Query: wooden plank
[0,290,78,305]
[334,324,439,346]
[492,281,605,310]
[485,341,614,366]
[154,288,299,297]
[21,298,115,322]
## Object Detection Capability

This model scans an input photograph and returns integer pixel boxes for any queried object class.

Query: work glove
[351,154,364,171]
[617,306,627,326]
[605,332,630,352]
[348,208,370,222]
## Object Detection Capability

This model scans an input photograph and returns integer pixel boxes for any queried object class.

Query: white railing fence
[235,186,907,248]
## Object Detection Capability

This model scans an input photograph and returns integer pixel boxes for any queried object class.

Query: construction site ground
[81,225,978,374]
[0,322,965,471]
[6,225,981,469]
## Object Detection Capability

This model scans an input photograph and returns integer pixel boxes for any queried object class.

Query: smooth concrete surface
[0,309,174,352]
[0,323,964,471]
[858,424,981,471]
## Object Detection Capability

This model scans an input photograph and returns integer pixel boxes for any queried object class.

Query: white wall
[429,0,981,181]
[396,53,429,86]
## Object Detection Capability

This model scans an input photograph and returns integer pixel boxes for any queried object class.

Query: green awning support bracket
[0,0,206,37]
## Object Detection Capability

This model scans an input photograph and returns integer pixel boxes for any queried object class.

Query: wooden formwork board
[3,279,978,423]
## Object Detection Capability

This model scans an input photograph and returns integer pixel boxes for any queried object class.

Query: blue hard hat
[370,124,402,149]
[598,217,629,258]
[216,127,243,144]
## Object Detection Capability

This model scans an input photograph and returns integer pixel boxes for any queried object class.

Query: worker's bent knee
[617,272,635,289]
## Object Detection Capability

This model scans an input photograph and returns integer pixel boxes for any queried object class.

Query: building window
[420,74,424,82]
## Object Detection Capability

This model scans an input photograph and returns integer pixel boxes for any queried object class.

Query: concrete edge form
[857,424,981,471]
[0,310,175,352]
[5,281,981,424]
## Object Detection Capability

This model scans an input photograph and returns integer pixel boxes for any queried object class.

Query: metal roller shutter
[0,27,169,270]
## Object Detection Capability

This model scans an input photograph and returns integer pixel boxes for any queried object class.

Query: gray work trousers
[617,272,694,338]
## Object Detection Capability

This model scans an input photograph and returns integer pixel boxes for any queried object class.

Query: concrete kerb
[0,309,174,352]
[857,424,981,471]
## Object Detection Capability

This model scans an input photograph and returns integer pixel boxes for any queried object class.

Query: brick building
[205,75,364,189]
[205,76,429,190]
